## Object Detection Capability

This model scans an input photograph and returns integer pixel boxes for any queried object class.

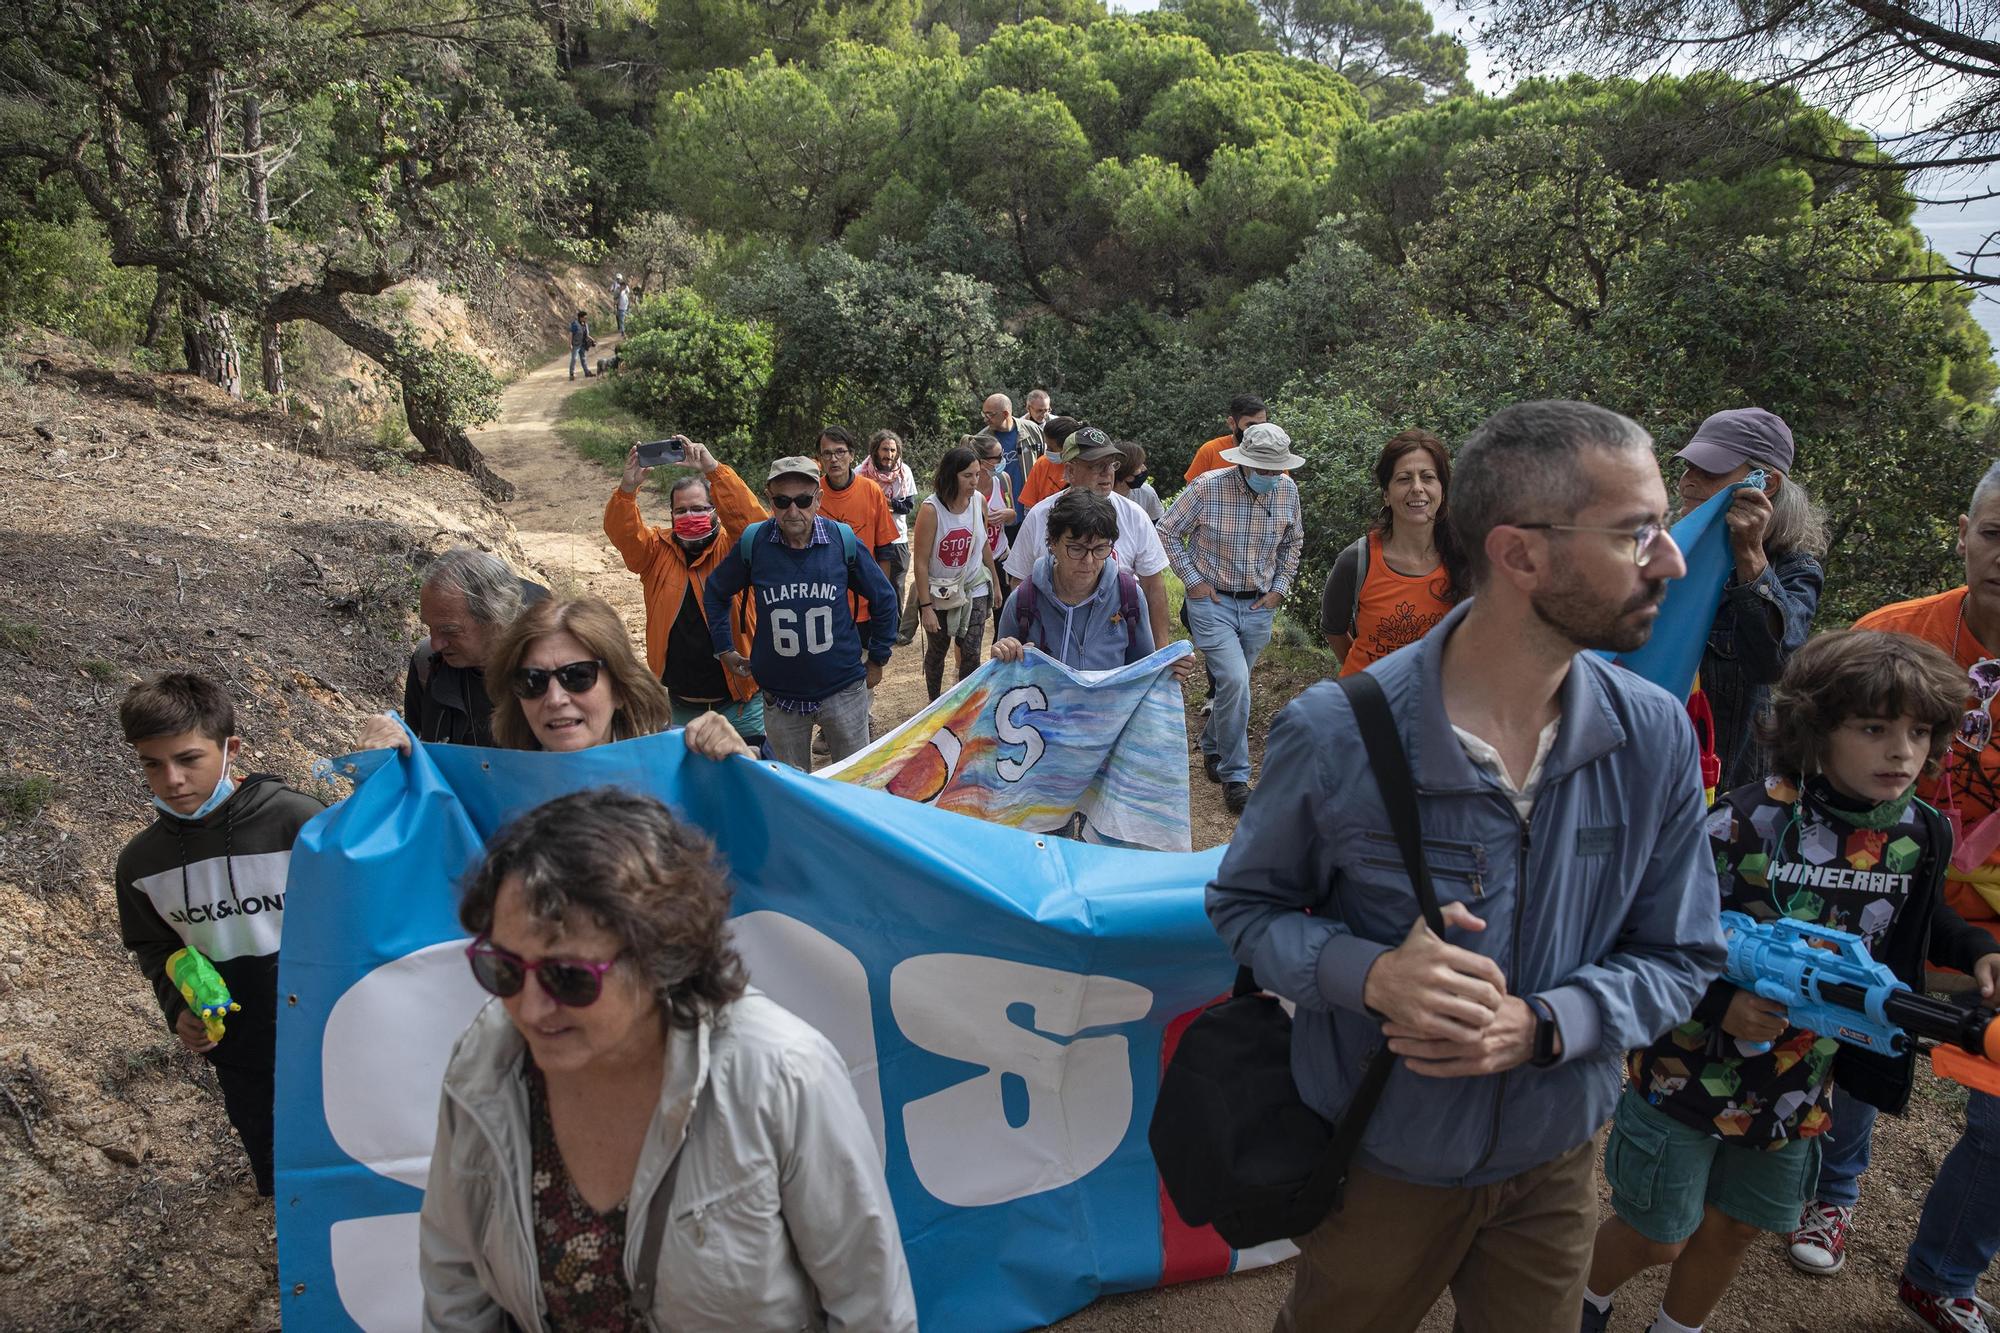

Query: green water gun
[166,947,238,1043]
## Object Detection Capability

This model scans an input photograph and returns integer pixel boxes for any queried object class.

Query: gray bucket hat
[1221,422,1304,470]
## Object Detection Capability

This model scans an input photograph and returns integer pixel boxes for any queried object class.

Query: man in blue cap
[1674,406,1827,793]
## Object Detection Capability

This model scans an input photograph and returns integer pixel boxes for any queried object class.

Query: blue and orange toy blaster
[1720,911,2000,1095]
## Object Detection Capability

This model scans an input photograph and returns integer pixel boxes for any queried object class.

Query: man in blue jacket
[703,455,898,770]
[1207,400,1727,1333]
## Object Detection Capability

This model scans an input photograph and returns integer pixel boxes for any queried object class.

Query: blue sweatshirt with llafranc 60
[702,517,899,703]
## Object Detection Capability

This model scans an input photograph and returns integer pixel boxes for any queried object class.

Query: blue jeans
[568,345,588,377]
[1812,1085,1878,1208]
[1185,594,1275,784]
[1907,1090,2000,1298]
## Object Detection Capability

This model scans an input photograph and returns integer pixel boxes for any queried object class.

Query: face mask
[1128,469,1149,488]
[672,511,717,541]
[1243,468,1277,495]
[155,768,235,821]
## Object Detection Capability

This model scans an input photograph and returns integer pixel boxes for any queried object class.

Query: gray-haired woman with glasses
[419,789,917,1331]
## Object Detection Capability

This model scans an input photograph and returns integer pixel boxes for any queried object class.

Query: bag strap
[1278,670,1445,1216]
[628,1120,694,1323]
[1015,576,1039,642]
[1115,569,1143,655]
[1342,669,1445,936]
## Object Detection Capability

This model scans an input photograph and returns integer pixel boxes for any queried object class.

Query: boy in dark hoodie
[115,673,325,1196]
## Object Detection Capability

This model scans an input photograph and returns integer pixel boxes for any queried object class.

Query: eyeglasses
[817,447,850,458]
[466,936,622,1007]
[511,659,605,699]
[769,492,818,510]
[670,503,715,517]
[1061,541,1115,561]
[1959,659,2000,752]
[1510,520,1671,568]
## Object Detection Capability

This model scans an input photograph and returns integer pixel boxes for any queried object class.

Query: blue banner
[275,730,1247,1331]
[1609,473,1762,695]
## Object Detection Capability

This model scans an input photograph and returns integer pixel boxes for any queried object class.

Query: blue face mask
[154,768,235,821]
[1242,468,1277,495]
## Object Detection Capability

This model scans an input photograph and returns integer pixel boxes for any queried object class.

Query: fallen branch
[1,1082,39,1152]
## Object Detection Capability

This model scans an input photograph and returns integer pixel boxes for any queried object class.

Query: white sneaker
[1787,1200,1853,1275]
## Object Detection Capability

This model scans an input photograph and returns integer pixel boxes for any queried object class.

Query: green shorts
[1605,1090,1821,1244]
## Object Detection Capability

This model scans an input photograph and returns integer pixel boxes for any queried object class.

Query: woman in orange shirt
[1321,429,1468,675]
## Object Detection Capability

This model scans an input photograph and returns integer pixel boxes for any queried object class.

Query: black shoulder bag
[1149,670,1446,1249]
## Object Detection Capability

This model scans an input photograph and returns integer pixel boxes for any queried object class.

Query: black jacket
[401,578,547,746]
[114,775,325,1070]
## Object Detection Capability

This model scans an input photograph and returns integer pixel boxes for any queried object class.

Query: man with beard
[604,437,769,745]
[1205,401,1726,1333]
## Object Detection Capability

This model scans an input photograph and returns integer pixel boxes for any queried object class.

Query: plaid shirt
[1158,466,1303,597]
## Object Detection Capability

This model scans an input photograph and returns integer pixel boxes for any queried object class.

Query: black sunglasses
[466,936,622,1007]
[769,493,818,510]
[511,658,605,700]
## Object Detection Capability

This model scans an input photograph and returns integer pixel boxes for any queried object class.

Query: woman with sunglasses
[360,596,752,760]
[420,789,917,1330]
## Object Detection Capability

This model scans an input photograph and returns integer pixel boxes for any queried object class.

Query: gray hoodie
[996,553,1155,669]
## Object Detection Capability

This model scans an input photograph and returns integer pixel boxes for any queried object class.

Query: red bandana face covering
[672,511,717,540]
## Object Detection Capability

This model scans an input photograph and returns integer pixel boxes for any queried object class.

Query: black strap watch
[1528,996,1561,1069]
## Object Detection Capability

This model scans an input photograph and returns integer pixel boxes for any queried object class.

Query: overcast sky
[1106,0,2000,342]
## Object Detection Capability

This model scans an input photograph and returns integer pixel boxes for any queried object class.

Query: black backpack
[1149,670,1444,1249]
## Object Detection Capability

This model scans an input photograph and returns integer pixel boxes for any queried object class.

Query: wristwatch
[1527,996,1561,1068]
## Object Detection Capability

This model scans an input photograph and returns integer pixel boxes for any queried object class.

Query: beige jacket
[418,991,917,1332]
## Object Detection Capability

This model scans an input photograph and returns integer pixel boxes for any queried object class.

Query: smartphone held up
[635,436,689,467]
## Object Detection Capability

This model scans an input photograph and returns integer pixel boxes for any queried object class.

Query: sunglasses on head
[1959,658,2000,752]
[466,936,622,1007]
[511,658,605,700]
[769,492,817,510]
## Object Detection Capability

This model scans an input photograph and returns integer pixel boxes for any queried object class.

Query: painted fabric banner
[275,729,1258,1333]
[821,642,1196,852]
[1608,475,1763,696]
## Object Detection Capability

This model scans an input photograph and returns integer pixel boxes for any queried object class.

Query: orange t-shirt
[1337,530,1454,677]
[817,472,899,623]
[1854,586,2000,934]
[1185,434,1234,482]
[1018,455,1067,511]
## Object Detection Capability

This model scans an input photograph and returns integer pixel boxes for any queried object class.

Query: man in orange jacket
[604,437,768,743]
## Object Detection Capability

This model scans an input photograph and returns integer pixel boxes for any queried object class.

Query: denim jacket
[1206,600,1726,1188]
[1701,549,1822,792]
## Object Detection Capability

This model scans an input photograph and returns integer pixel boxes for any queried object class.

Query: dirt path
[471,347,1294,1329]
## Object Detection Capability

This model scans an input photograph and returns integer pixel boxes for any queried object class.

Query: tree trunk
[180,290,240,394]
[242,94,285,397]
[177,64,241,396]
[403,387,517,501]
[272,286,515,500]
[142,276,176,352]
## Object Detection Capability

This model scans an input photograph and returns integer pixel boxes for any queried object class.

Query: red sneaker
[1787,1201,1852,1275]
[1899,1274,1997,1332]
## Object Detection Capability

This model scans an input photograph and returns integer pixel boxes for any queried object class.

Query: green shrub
[612,291,771,461]
[0,774,55,820]
[0,217,155,352]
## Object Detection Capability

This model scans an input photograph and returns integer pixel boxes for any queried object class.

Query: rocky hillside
[0,335,542,1331]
